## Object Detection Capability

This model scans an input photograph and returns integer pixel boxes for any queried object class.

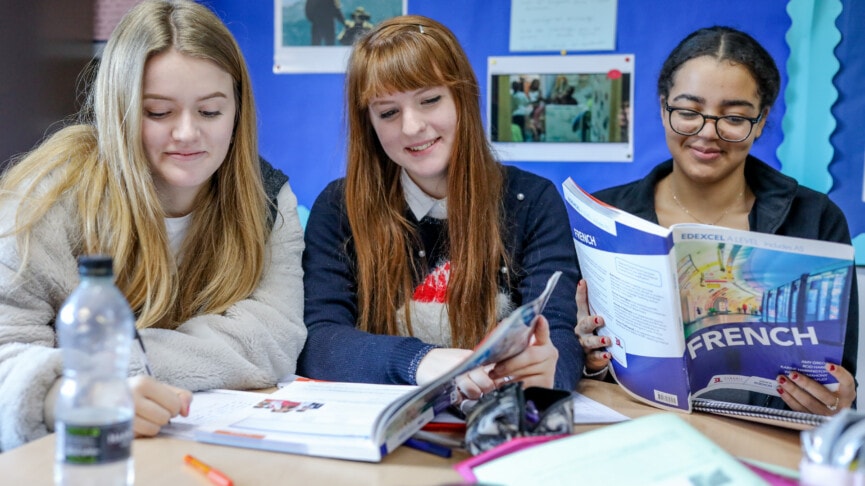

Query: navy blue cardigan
[299,165,583,390]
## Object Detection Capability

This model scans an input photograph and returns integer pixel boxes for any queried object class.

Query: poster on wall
[509,0,617,52]
[488,54,634,162]
[274,0,406,74]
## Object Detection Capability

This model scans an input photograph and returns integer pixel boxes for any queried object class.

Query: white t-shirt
[164,213,192,260]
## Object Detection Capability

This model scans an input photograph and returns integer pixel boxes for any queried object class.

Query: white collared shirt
[401,169,447,221]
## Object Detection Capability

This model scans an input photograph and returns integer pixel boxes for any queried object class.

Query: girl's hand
[417,348,496,400]
[129,375,192,437]
[575,279,610,374]
[489,315,558,389]
[417,315,559,402]
[776,363,856,416]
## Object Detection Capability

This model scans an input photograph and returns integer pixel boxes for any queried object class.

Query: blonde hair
[0,0,269,329]
[345,15,507,348]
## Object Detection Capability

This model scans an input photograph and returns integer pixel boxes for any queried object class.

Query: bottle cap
[77,255,114,277]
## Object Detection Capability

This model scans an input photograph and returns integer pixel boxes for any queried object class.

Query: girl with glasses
[576,26,857,415]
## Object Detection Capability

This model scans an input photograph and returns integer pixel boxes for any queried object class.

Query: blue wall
[204,0,864,258]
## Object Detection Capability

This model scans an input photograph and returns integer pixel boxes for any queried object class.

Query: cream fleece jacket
[0,183,306,451]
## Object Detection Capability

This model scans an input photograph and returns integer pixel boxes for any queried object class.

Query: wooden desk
[0,380,802,484]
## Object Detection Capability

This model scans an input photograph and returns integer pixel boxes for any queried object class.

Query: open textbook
[562,178,855,423]
[173,271,562,462]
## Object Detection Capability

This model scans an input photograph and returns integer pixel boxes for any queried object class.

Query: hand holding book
[575,279,611,376]
[776,364,855,416]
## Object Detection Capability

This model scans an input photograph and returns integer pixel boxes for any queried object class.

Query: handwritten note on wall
[510,0,617,52]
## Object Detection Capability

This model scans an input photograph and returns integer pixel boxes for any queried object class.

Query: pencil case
[464,381,573,455]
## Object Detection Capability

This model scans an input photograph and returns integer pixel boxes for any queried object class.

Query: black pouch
[464,381,573,455]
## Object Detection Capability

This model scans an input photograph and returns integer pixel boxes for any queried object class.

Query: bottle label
[58,420,133,464]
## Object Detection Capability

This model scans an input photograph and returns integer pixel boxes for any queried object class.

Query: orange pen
[183,454,234,486]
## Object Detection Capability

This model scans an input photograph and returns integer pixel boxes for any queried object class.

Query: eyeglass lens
[669,110,752,142]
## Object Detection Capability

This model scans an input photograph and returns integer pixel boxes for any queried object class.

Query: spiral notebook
[693,398,827,430]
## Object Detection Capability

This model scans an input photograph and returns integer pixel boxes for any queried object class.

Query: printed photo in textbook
[562,178,854,425]
[189,271,563,462]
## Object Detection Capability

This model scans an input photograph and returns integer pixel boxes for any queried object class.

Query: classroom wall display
[825,0,865,261]
[509,0,617,52]
[488,54,633,162]
[206,0,865,262]
[273,0,405,73]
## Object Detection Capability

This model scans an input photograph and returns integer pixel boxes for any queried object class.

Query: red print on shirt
[412,261,450,303]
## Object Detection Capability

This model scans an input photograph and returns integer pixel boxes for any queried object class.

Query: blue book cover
[562,178,854,415]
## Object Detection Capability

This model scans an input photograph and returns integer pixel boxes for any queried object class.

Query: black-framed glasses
[665,102,763,143]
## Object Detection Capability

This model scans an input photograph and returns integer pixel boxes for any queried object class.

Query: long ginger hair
[0,0,269,329]
[344,15,508,348]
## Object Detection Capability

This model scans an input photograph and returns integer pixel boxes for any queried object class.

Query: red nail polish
[778,376,786,385]
[829,364,837,372]
[594,317,600,325]
[604,353,610,360]
[777,387,784,395]
[791,372,799,380]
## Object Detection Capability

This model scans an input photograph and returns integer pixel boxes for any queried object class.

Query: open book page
[160,389,265,440]
[194,382,417,461]
[462,414,765,485]
[671,225,854,400]
[231,382,415,438]
[192,272,564,462]
[562,178,691,411]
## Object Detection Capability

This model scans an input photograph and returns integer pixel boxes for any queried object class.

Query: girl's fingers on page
[174,388,193,416]
[778,372,844,415]
[575,316,604,340]
[456,367,495,400]
[826,363,856,410]
[532,315,551,345]
[575,279,590,322]
[775,380,806,413]
[131,394,170,437]
[491,326,557,388]
[586,349,610,370]
[578,334,608,364]
[133,416,162,438]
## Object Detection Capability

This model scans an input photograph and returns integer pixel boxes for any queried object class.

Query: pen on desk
[404,437,453,458]
[183,454,234,486]
[133,328,154,376]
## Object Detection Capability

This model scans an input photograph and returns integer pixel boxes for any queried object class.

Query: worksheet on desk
[572,392,629,424]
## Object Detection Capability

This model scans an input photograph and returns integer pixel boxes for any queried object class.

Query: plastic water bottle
[54,255,135,486]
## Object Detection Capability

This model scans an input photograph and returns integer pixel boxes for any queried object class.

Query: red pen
[183,454,234,486]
